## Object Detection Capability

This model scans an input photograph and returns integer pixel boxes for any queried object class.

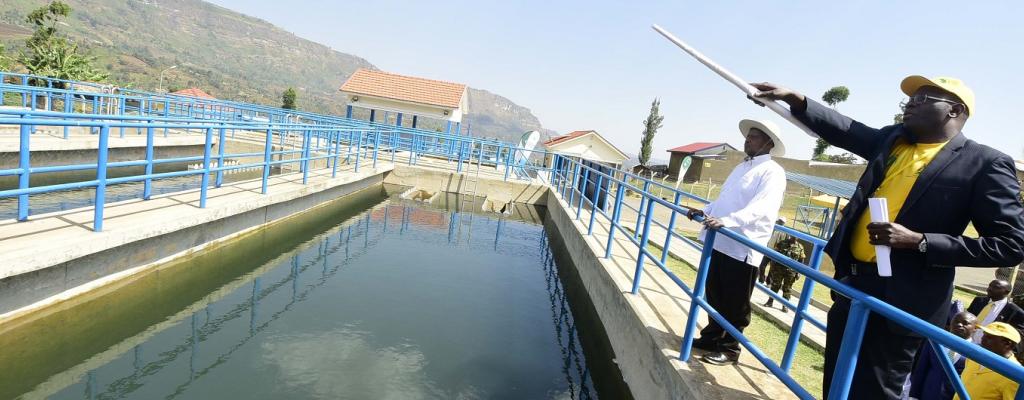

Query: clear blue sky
[210,0,1023,161]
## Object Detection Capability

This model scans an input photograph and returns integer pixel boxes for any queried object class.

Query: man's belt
[849,261,881,277]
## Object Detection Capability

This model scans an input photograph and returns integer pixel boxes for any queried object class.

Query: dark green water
[0,186,629,400]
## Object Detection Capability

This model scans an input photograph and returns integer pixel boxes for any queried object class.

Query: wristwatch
[918,236,928,253]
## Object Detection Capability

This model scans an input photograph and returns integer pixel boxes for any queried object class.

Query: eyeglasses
[899,94,964,110]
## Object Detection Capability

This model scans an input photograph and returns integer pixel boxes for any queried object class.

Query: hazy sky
[208,0,1023,161]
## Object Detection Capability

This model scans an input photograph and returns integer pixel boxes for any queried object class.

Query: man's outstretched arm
[750,82,886,159]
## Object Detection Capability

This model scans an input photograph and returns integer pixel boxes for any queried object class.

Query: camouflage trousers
[765,263,799,298]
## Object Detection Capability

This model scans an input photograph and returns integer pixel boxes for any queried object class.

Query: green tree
[893,113,904,124]
[814,86,851,160]
[25,1,71,48]
[639,98,664,167]
[282,87,297,110]
[19,1,106,87]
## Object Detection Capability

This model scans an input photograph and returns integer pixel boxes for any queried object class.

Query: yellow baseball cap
[980,322,1021,344]
[900,75,975,116]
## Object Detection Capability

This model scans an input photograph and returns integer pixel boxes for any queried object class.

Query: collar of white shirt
[743,154,772,164]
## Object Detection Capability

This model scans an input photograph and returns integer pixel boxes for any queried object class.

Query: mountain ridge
[0,0,555,142]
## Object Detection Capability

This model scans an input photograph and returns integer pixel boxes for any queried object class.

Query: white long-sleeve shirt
[698,154,787,266]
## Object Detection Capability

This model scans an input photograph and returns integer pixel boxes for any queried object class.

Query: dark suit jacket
[967,296,1024,331]
[794,100,1024,330]
[909,341,966,400]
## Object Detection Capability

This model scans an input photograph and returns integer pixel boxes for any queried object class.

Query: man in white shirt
[686,119,788,365]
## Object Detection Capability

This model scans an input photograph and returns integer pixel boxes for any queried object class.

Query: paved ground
[552,194,802,399]
[0,126,209,152]
[613,195,829,351]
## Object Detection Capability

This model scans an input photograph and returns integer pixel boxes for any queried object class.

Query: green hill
[0,0,553,142]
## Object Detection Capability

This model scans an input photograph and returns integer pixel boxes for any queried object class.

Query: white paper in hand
[867,198,892,277]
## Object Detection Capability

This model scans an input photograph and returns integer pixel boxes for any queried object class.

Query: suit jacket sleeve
[1001,303,1024,331]
[924,155,1024,268]
[792,99,888,159]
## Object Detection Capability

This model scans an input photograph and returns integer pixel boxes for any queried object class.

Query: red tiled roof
[339,68,466,109]
[543,130,593,147]
[171,88,216,100]
[667,142,728,153]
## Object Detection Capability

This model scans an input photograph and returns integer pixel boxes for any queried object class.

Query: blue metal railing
[548,153,1024,400]
[0,97,552,231]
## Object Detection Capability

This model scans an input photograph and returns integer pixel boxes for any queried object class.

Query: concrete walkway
[0,126,209,152]
[550,194,802,399]
[615,195,829,351]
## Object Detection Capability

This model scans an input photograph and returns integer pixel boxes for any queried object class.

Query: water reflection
[8,196,607,400]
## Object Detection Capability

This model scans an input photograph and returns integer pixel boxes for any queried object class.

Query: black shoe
[692,338,719,351]
[763,299,774,308]
[700,351,739,365]
[782,306,789,313]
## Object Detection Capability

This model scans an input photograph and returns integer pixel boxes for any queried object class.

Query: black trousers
[697,250,758,356]
[823,275,922,400]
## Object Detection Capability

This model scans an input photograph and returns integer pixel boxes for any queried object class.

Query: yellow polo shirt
[850,138,949,262]
[953,356,1021,400]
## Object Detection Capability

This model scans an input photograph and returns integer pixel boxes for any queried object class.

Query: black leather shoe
[700,351,739,365]
[692,338,719,351]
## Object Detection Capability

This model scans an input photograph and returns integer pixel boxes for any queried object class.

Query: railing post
[93,125,111,232]
[827,300,871,400]
[373,130,380,168]
[332,131,341,178]
[504,146,513,181]
[631,199,656,294]
[568,162,581,206]
[199,127,213,208]
[143,121,155,200]
[17,117,31,221]
[261,128,272,194]
[781,242,824,371]
[928,339,970,400]
[63,92,71,139]
[550,155,560,185]
[577,168,590,220]
[679,227,717,361]
[456,139,464,172]
[604,184,625,259]
[301,129,311,184]
[588,174,603,235]
[661,191,683,264]
[215,124,226,187]
[634,181,651,237]
[118,98,126,137]
[354,131,362,173]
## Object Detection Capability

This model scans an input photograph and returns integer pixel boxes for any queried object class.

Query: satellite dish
[515,130,540,163]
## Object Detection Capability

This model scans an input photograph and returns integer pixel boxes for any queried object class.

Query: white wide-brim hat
[739,119,786,157]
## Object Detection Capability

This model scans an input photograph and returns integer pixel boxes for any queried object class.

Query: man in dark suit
[967,279,1024,344]
[750,76,1024,399]
[908,311,977,400]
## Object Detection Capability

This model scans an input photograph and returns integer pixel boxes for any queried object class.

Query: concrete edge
[0,166,393,279]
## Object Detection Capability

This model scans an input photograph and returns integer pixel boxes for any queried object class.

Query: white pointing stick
[651,24,819,139]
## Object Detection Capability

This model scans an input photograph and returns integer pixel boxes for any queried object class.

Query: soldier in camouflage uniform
[762,232,807,313]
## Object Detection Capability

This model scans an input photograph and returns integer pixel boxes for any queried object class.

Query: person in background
[908,311,977,400]
[758,217,787,283]
[762,218,807,312]
[967,280,1024,345]
[955,322,1022,400]
[686,119,788,365]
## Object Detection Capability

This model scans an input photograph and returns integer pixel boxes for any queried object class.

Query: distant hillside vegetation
[0,0,553,142]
